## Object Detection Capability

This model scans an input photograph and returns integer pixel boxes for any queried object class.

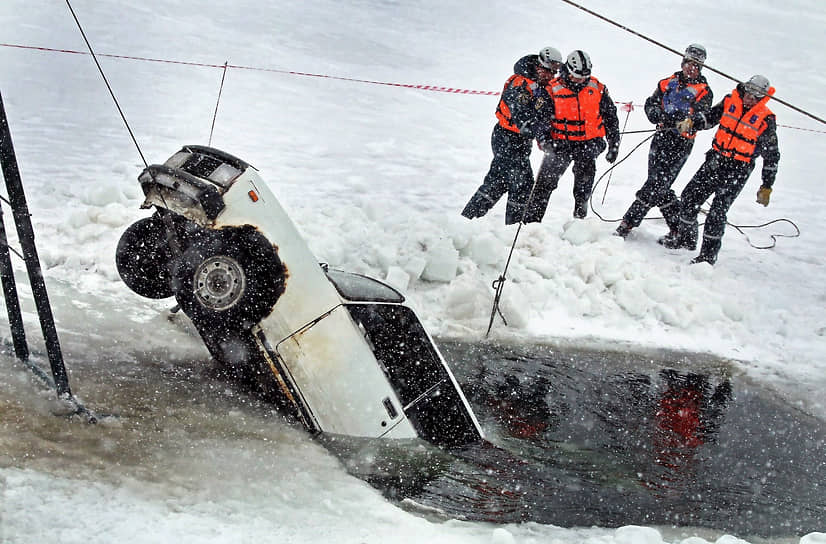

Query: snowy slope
[1,1,825,543]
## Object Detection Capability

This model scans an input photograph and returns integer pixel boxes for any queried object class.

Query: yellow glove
[676,117,693,133]
[756,186,772,206]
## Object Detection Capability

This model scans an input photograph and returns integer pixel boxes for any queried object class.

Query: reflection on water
[326,341,826,540]
[645,369,731,496]
[3,340,824,541]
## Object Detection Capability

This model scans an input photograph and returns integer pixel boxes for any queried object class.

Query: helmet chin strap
[565,74,588,91]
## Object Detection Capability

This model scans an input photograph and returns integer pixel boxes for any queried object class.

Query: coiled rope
[588,132,800,250]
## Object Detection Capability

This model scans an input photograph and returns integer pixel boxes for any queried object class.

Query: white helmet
[683,43,707,66]
[566,50,592,78]
[538,46,563,69]
[743,75,770,98]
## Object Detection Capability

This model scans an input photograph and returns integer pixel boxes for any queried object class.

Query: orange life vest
[547,77,606,141]
[712,87,775,163]
[658,74,710,139]
[495,74,539,133]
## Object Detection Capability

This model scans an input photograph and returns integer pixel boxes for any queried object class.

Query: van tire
[116,215,175,299]
[172,226,285,328]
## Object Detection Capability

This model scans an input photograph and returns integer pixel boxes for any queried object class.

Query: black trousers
[676,151,754,261]
[622,130,694,231]
[461,125,534,225]
[531,138,606,222]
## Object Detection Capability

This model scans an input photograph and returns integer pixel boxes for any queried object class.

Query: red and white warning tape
[2,42,824,134]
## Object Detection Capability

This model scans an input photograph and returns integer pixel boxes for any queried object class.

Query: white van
[116,145,483,447]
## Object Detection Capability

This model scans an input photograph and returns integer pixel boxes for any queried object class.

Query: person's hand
[676,117,693,133]
[518,119,537,138]
[756,186,772,206]
[605,143,619,163]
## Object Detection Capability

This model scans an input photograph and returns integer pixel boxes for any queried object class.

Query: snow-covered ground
[1,1,825,543]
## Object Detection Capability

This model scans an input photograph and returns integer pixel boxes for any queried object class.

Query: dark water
[324,341,826,540]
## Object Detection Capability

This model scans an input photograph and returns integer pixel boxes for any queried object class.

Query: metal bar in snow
[0,89,72,397]
[0,201,28,360]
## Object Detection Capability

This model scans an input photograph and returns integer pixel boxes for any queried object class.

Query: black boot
[658,230,678,247]
[691,237,722,265]
[658,229,695,249]
[660,232,697,250]
[658,219,697,250]
[461,191,494,219]
[461,205,481,219]
[614,221,632,238]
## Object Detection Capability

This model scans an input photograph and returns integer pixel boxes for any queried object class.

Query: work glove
[756,186,772,206]
[605,142,619,163]
[676,117,693,134]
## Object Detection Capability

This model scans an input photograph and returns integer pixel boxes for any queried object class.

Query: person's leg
[623,136,692,232]
[692,166,750,264]
[655,138,693,232]
[571,157,596,218]
[505,150,540,224]
[571,140,603,218]
[462,127,528,219]
[660,154,717,249]
[521,144,572,223]
[621,135,668,230]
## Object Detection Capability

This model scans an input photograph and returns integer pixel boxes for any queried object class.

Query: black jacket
[496,54,550,139]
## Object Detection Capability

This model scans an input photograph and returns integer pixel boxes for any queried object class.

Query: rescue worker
[531,50,620,220]
[661,75,780,265]
[461,47,563,225]
[615,44,713,238]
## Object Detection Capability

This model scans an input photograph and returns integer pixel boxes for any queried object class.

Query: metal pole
[208,61,229,147]
[0,89,72,397]
[0,202,29,360]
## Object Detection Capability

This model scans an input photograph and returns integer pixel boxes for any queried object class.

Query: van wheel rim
[193,256,246,311]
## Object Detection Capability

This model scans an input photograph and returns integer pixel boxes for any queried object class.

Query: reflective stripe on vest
[495,75,538,133]
[659,74,710,139]
[712,87,775,163]
[547,77,605,141]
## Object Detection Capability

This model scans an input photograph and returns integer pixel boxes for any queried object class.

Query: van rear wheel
[172,226,285,328]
